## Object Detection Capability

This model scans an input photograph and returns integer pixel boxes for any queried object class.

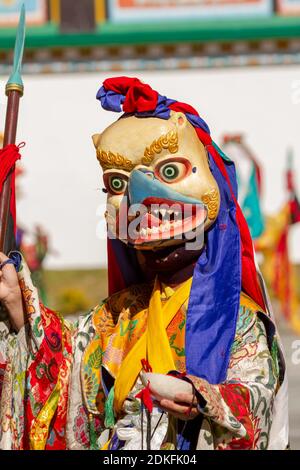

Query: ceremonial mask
[93,112,220,249]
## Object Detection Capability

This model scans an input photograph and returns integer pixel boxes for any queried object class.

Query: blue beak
[128,169,205,207]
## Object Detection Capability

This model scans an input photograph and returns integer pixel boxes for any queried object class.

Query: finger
[0,262,16,276]
[170,411,198,421]
[158,404,199,421]
[159,398,191,415]
[174,392,198,406]
[159,402,199,416]
[170,409,199,421]
[0,254,14,273]
[0,259,18,286]
[0,252,9,263]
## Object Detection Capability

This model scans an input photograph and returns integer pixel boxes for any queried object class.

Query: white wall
[1,66,300,268]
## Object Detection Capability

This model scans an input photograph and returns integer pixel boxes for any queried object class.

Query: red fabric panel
[107,238,127,296]
[219,383,257,449]
[206,144,265,311]
[0,144,22,235]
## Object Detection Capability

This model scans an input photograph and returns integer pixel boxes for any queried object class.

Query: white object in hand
[140,372,193,401]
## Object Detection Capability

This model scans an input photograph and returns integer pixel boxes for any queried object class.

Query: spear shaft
[0,90,22,253]
[0,5,25,254]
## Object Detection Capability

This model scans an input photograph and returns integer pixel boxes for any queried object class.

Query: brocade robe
[0,259,286,450]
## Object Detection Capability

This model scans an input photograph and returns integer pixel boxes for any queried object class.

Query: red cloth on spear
[0,144,22,235]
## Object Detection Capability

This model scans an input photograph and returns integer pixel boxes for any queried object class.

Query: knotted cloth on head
[97,76,265,384]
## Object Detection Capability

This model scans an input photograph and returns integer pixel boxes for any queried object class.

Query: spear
[0,4,25,254]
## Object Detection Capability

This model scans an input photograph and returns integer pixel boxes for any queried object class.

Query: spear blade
[6,3,26,96]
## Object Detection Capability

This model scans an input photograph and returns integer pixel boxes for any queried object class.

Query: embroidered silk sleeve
[187,307,280,450]
[0,320,10,399]
[0,259,74,450]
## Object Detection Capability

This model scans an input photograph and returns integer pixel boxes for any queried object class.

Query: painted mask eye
[107,175,127,195]
[158,162,186,183]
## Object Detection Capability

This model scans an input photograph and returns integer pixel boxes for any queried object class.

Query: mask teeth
[139,218,187,238]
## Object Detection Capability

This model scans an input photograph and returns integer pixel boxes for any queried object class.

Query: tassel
[141,358,152,372]
[271,337,280,377]
[88,414,99,450]
[135,382,153,413]
[105,386,116,429]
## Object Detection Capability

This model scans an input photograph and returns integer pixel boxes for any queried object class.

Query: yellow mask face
[92,112,220,250]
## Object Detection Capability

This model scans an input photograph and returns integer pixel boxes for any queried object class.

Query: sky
[1,66,300,268]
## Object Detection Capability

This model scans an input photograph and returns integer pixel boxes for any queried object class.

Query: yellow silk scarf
[113,276,192,415]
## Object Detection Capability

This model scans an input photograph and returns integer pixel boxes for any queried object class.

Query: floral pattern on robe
[0,260,285,450]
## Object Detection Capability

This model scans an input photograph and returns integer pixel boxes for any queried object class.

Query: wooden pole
[0,90,21,253]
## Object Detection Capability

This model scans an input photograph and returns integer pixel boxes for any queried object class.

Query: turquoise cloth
[242,164,265,239]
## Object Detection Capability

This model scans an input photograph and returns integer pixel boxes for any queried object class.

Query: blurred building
[0,0,300,74]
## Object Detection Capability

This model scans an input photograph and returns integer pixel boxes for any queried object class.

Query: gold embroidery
[142,130,179,165]
[201,188,219,220]
[19,279,36,317]
[29,312,65,450]
[29,384,61,450]
[96,149,135,171]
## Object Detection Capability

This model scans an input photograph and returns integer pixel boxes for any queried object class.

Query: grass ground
[42,263,300,332]
[44,268,108,315]
[44,265,300,316]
